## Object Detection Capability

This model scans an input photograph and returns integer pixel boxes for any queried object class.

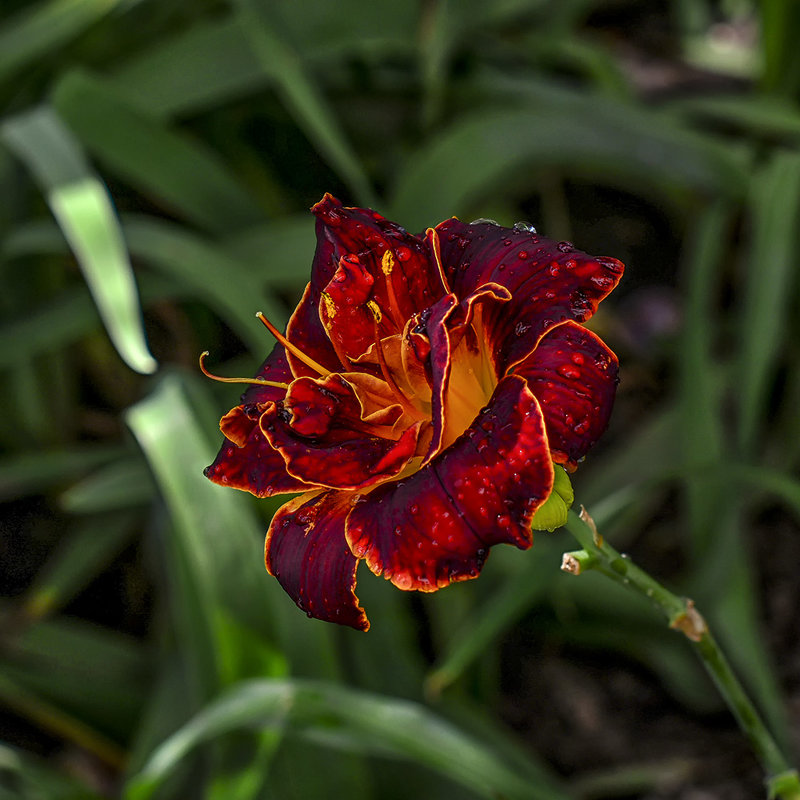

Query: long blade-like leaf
[1,106,157,374]
[126,678,569,800]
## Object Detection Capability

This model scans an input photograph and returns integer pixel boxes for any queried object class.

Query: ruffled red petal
[239,342,292,406]
[419,284,511,462]
[205,344,315,496]
[204,415,315,497]
[265,491,369,631]
[284,282,343,377]
[346,375,553,591]
[436,219,624,372]
[516,320,619,469]
[260,374,422,490]
[311,194,445,330]
[318,254,377,362]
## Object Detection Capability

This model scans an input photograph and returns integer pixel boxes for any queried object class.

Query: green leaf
[222,215,315,288]
[390,82,748,230]
[22,512,137,620]
[108,8,416,120]
[126,376,254,701]
[671,94,800,142]
[0,445,127,501]
[0,614,148,748]
[0,106,157,374]
[51,70,264,234]
[230,1,377,206]
[0,742,105,799]
[426,537,563,695]
[530,465,574,532]
[0,0,127,84]
[121,215,288,354]
[737,151,800,456]
[126,679,570,800]
[60,455,155,513]
[678,202,730,550]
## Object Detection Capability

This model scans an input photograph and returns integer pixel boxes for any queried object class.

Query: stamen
[425,228,451,294]
[199,351,289,389]
[320,291,354,371]
[380,250,405,329]
[366,302,415,410]
[256,311,331,377]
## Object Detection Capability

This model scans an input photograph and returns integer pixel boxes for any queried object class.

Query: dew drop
[557,241,574,253]
[470,218,498,226]
[573,420,590,435]
[513,221,537,233]
[517,250,529,260]
[394,573,414,590]
[594,352,611,369]
[558,364,581,379]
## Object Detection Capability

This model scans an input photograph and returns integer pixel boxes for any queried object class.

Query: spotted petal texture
[206,194,623,630]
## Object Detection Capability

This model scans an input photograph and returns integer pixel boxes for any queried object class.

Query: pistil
[256,311,332,377]
[199,352,289,389]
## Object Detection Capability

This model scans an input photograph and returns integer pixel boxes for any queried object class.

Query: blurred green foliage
[1,0,799,797]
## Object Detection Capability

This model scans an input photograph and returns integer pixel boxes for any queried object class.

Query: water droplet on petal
[394,572,414,590]
[470,218,498,226]
[558,364,581,379]
[513,221,537,233]
[396,245,412,261]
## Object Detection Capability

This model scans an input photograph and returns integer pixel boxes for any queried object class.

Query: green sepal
[530,464,574,532]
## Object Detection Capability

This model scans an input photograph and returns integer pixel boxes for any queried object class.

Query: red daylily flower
[204,194,624,631]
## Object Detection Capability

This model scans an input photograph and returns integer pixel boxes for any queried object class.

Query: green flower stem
[564,507,800,800]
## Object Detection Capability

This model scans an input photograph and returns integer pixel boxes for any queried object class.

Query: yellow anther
[321,291,336,322]
[381,250,395,275]
[367,299,383,323]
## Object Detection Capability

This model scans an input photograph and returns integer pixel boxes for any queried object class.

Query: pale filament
[199,351,289,389]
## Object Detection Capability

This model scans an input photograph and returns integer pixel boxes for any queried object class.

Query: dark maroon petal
[311,194,445,329]
[204,418,316,497]
[284,282,343,377]
[239,342,292,406]
[205,343,314,497]
[266,491,369,631]
[515,320,619,469]
[319,254,379,362]
[261,374,422,490]
[346,375,553,591]
[436,218,624,372]
[419,293,458,461]
[421,284,511,462]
